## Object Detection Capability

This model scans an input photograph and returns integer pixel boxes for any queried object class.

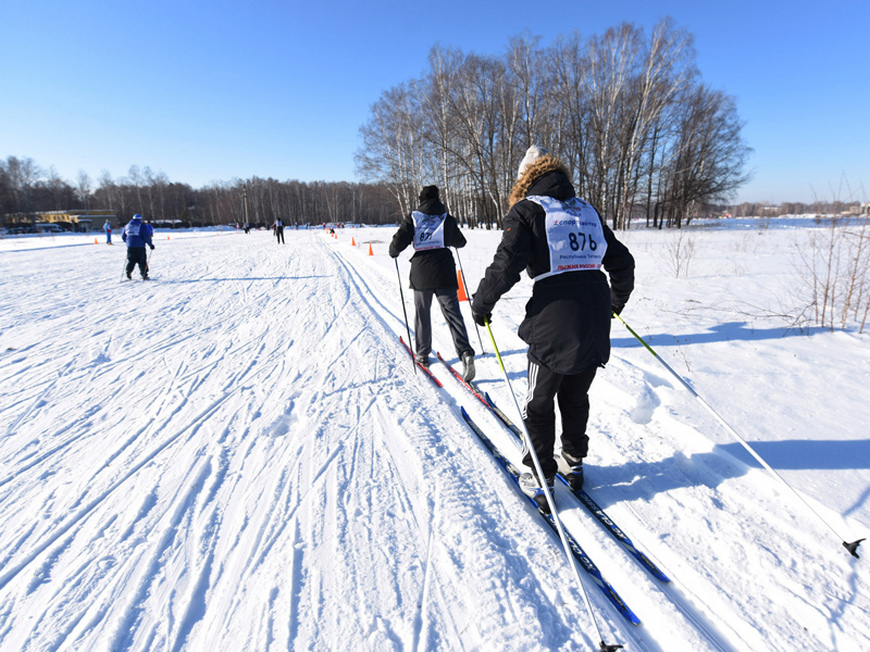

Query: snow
[1,220,868,651]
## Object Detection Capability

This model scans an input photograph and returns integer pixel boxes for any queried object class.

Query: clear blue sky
[1,0,867,204]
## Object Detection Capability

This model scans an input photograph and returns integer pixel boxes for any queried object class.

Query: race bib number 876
[527,195,607,281]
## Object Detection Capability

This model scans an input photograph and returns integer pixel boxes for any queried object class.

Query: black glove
[610,289,625,317]
[150,244,155,250]
[471,306,491,327]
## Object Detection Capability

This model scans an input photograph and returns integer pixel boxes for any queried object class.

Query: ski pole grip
[485,319,506,372]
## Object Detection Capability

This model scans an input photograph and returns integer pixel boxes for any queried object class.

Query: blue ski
[481,390,670,583]
[436,351,668,583]
[460,406,640,625]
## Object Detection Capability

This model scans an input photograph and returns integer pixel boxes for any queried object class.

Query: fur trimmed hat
[419,185,440,202]
[517,145,548,179]
[509,152,570,207]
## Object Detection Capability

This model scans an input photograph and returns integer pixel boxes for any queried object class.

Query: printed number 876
[568,232,597,251]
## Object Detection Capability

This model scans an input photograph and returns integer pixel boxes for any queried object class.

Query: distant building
[862,202,870,217]
[3,209,116,231]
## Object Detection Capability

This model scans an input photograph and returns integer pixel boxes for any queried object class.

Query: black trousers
[126,247,148,277]
[413,288,473,359]
[275,227,284,243]
[521,358,597,479]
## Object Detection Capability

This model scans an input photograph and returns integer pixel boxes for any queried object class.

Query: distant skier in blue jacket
[122,214,154,280]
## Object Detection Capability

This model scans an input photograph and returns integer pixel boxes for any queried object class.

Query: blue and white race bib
[412,212,447,251]
[527,195,607,281]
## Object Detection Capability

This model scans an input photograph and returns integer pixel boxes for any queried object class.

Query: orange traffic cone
[351,237,356,247]
[368,243,374,256]
[457,271,469,302]
[167,235,170,240]
[94,238,98,244]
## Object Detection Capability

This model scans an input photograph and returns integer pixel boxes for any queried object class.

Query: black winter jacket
[472,169,634,374]
[389,198,467,291]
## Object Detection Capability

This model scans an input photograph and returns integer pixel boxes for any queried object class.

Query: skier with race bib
[390,185,476,382]
[471,146,634,506]
[122,213,155,280]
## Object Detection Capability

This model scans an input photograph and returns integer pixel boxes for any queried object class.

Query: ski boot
[461,351,476,382]
[559,451,585,491]
[519,472,555,512]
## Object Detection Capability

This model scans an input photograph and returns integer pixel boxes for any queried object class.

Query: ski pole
[454,247,485,353]
[395,258,416,375]
[614,311,865,559]
[485,319,621,651]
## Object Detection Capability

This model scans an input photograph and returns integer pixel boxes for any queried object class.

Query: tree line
[356,19,752,229]
[0,157,402,229]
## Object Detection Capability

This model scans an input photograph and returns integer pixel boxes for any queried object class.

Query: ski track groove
[184,237,411,649]
[369,401,460,652]
[0,395,227,595]
[377,373,582,648]
[2,357,77,437]
[1,330,256,485]
[103,454,214,651]
[1,234,470,647]
[0,316,301,583]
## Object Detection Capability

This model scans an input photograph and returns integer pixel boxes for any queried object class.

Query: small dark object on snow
[843,538,865,558]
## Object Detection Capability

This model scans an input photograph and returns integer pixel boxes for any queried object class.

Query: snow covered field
[0,220,868,651]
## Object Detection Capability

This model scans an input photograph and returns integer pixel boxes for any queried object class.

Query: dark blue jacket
[122,217,154,248]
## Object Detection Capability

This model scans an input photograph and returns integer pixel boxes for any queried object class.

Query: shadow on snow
[612,321,827,349]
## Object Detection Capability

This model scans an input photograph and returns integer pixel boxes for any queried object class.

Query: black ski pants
[521,358,597,480]
[275,227,284,244]
[413,288,473,359]
[126,247,148,278]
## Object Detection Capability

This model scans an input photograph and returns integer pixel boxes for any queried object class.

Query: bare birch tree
[76,170,92,210]
[356,20,750,231]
